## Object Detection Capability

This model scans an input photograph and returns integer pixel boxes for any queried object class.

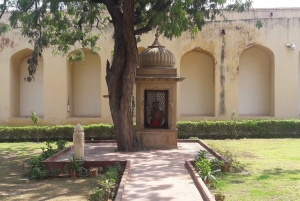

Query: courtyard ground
[1,139,300,200]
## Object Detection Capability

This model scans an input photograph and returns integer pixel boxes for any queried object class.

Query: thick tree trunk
[105,0,139,151]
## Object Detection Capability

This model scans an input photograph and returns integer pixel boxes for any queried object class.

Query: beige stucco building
[1,8,300,126]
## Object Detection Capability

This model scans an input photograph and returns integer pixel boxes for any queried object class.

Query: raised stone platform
[136,129,178,149]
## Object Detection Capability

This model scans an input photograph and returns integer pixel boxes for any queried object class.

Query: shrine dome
[139,34,175,68]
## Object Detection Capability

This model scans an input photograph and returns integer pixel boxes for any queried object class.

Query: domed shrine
[135,34,184,149]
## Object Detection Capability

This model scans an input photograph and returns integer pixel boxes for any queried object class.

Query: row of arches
[10,48,102,117]
[10,44,274,118]
[180,45,274,116]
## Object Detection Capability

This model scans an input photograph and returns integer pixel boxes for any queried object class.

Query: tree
[31,110,40,142]
[0,0,255,151]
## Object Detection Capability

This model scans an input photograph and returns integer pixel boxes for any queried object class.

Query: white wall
[73,52,101,117]
[3,12,300,125]
[180,51,214,116]
[20,56,44,116]
[239,47,270,115]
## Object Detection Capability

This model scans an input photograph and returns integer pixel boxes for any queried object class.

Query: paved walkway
[55,142,209,201]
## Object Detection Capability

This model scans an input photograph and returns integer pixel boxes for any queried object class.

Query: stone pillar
[73,123,84,159]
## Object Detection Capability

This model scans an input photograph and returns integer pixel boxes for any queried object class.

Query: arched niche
[180,48,215,116]
[67,48,101,117]
[10,49,44,117]
[239,45,275,116]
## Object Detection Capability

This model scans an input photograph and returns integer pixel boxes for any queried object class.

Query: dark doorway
[144,90,168,129]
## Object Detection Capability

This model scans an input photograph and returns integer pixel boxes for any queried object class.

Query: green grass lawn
[205,139,300,201]
[0,142,100,201]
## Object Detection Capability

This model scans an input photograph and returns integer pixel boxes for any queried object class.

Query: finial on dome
[138,30,175,68]
[155,31,159,39]
[151,31,163,47]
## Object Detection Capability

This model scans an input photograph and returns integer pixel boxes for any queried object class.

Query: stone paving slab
[54,142,211,200]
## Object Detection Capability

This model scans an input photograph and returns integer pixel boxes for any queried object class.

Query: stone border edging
[115,160,131,201]
[43,146,72,162]
[184,139,231,201]
[185,160,215,201]
[197,140,230,167]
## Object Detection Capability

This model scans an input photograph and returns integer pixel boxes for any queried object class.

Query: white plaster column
[73,123,84,159]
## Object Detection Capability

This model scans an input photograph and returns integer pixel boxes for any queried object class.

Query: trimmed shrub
[177,119,300,139]
[1,120,300,142]
[0,124,115,142]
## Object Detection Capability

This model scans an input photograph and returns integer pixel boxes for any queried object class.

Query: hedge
[0,120,300,142]
[0,124,115,142]
[177,119,300,139]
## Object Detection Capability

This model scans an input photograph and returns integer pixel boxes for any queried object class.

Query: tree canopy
[0,0,254,59]
[0,0,256,151]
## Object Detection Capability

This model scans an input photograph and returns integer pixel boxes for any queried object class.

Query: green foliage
[0,124,115,142]
[195,157,220,183]
[210,158,225,171]
[1,119,300,142]
[99,179,114,190]
[0,0,256,64]
[23,155,47,179]
[256,20,263,29]
[230,159,244,173]
[56,140,68,151]
[0,0,106,78]
[195,150,208,161]
[31,111,39,125]
[105,162,123,183]
[231,110,238,138]
[66,154,88,175]
[226,0,252,13]
[188,136,199,140]
[194,146,244,184]
[31,110,39,142]
[89,187,110,201]
[208,144,245,173]
[67,49,85,63]
[40,141,58,159]
[23,141,67,179]
[177,119,300,139]
[131,96,136,118]
[0,23,10,35]
[194,150,221,183]
[89,163,123,201]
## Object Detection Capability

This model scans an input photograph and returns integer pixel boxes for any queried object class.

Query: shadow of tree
[254,168,300,181]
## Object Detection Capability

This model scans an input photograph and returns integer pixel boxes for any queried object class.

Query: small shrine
[135,34,184,149]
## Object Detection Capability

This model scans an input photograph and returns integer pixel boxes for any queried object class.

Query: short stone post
[73,123,84,160]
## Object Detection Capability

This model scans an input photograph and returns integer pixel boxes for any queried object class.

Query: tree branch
[134,18,153,35]
[0,0,7,19]
[134,26,152,35]
[89,0,122,23]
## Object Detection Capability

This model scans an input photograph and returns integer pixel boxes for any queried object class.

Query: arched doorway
[180,49,215,116]
[67,49,101,117]
[239,45,275,116]
[10,49,44,117]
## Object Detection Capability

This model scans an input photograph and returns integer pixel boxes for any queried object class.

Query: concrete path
[55,142,209,201]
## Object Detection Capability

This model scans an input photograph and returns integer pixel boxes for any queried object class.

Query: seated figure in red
[150,100,162,128]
